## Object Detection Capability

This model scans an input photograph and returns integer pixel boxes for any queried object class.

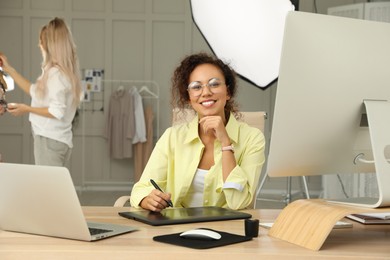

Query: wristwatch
[221,144,234,153]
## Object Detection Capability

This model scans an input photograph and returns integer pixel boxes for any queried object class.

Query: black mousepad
[153,228,252,249]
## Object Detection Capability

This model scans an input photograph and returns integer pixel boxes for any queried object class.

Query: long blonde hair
[36,17,81,106]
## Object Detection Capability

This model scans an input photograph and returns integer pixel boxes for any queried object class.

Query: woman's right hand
[0,53,31,95]
[0,53,11,73]
[0,52,8,69]
[139,189,172,212]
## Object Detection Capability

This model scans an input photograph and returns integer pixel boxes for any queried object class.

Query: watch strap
[221,144,234,152]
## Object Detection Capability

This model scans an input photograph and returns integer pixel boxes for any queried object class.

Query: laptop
[0,163,137,241]
[119,207,252,226]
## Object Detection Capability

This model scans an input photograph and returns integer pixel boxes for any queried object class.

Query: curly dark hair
[171,52,240,120]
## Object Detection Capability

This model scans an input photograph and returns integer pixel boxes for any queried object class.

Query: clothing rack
[77,79,160,190]
[102,79,160,139]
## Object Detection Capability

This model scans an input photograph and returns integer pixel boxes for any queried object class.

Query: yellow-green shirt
[130,113,265,210]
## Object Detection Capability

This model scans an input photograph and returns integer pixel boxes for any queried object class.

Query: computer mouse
[179,229,221,240]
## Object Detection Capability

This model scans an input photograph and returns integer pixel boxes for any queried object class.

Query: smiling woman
[171,53,239,123]
[188,63,230,122]
[130,53,266,212]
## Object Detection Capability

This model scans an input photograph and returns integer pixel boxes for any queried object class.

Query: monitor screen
[267,11,390,180]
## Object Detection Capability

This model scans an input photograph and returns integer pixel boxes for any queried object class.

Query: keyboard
[89,227,112,235]
[328,197,378,205]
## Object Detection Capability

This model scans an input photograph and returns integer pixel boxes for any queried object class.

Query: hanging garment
[105,88,134,159]
[129,87,146,144]
[134,105,154,181]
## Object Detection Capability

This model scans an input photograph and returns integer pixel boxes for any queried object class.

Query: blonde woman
[0,17,81,166]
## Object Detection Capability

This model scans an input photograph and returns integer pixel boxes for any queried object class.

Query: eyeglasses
[187,78,226,97]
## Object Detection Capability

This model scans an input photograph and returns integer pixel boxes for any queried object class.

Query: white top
[183,168,208,207]
[29,67,77,148]
[129,86,146,144]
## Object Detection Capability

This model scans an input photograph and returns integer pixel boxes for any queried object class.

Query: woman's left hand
[7,103,29,116]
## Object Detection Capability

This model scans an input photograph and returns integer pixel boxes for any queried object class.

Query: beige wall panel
[0,15,29,164]
[73,112,105,132]
[0,112,24,129]
[152,21,186,132]
[112,0,145,14]
[69,135,83,185]
[108,159,133,181]
[31,0,64,11]
[236,80,270,112]
[72,19,105,69]
[72,0,105,12]
[75,134,133,183]
[0,0,23,9]
[72,129,132,184]
[30,18,50,80]
[69,135,121,184]
[191,23,212,53]
[27,134,34,164]
[152,0,185,14]
[299,0,365,13]
[0,15,23,71]
[0,16,25,126]
[0,134,24,163]
[80,136,106,181]
[70,16,107,182]
[112,21,146,79]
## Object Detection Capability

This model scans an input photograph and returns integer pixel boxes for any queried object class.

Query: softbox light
[190,0,295,89]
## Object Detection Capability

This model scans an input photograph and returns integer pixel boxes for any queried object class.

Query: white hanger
[116,85,124,93]
[138,85,158,98]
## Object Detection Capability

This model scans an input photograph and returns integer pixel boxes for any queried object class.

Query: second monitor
[267,11,390,208]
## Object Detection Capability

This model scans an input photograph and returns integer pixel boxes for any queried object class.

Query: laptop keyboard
[89,227,113,235]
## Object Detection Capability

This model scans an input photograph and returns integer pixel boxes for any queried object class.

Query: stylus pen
[150,179,173,207]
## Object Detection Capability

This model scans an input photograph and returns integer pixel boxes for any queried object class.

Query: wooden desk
[0,207,389,259]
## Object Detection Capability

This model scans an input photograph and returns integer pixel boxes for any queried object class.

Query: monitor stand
[328,100,390,208]
[268,199,390,250]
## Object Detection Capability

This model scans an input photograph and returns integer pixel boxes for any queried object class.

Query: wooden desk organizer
[268,199,390,250]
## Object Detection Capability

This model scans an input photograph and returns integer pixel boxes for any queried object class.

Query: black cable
[336,174,349,198]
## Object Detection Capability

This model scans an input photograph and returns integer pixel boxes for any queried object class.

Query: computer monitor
[267,11,390,208]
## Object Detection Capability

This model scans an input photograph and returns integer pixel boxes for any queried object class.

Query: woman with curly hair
[131,53,265,211]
